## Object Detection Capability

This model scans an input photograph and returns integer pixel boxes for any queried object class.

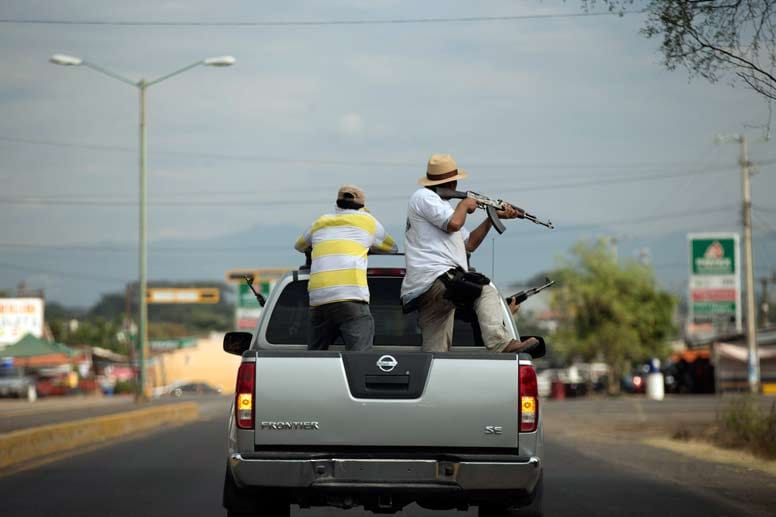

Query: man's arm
[371,218,399,253]
[446,198,478,232]
[465,204,520,252]
[465,218,492,253]
[294,226,312,253]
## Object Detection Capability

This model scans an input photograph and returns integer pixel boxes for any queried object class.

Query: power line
[0,260,128,283]
[0,204,739,256]
[3,135,759,171]
[501,204,737,238]
[0,11,644,27]
[753,211,776,234]
[0,167,742,207]
[0,242,293,254]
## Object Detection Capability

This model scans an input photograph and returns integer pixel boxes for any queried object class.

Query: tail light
[519,365,539,433]
[235,362,255,429]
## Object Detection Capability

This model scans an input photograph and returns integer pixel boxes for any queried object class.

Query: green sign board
[149,337,197,352]
[687,233,741,334]
[690,238,736,275]
[692,301,737,315]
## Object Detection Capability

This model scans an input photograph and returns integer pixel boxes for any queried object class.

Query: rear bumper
[229,453,541,493]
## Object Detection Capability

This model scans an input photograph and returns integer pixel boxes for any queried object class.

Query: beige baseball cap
[337,184,366,207]
[418,154,469,186]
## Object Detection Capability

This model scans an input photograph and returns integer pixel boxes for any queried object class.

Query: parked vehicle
[222,261,546,516]
[0,366,37,401]
[169,381,222,397]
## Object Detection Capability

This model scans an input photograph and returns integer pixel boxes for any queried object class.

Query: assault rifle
[505,278,555,306]
[435,188,554,233]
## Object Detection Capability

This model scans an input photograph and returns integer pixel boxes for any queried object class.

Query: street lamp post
[717,133,759,393]
[50,53,235,400]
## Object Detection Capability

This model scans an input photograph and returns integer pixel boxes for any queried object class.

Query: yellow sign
[146,288,220,304]
[225,268,290,284]
[521,397,536,413]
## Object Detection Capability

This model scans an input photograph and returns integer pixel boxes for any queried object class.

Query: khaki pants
[417,279,512,352]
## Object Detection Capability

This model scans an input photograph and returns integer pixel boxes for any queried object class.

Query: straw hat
[418,154,469,186]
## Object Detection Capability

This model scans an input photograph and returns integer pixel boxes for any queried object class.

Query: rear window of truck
[265,278,490,347]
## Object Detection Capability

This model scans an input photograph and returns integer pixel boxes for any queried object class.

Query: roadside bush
[716,397,776,460]
[113,380,137,395]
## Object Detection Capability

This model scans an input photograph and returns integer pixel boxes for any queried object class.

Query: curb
[643,437,776,478]
[0,402,199,470]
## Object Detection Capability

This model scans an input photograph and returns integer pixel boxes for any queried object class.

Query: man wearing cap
[295,185,398,351]
[401,154,536,353]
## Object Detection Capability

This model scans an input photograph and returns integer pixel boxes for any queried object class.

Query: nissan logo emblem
[376,355,398,373]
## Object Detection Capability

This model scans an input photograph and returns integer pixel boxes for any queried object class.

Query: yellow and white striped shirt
[294,209,398,307]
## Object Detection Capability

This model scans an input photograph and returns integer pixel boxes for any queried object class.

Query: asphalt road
[0,397,773,517]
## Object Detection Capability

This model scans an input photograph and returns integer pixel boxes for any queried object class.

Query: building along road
[0,396,773,516]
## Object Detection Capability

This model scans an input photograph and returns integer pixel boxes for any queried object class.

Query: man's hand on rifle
[461,198,478,214]
[496,204,523,220]
[508,298,521,315]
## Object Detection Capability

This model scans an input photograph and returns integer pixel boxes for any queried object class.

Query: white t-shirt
[401,188,470,303]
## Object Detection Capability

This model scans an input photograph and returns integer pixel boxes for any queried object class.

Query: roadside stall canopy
[0,334,77,367]
[714,342,776,393]
[716,343,776,361]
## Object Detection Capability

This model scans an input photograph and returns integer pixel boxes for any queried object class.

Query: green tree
[52,317,126,354]
[550,239,677,393]
[585,0,776,101]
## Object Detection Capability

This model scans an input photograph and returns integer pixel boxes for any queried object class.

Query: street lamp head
[203,55,236,67]
[714,133,743,145]
[50,54,83,66]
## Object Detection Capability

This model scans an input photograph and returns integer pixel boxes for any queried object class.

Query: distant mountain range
[2,223,774,308]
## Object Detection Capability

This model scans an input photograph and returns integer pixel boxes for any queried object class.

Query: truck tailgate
[252,352,518,449]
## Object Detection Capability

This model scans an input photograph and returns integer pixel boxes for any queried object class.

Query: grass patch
[715,396,776,460]
[671,425,692,441]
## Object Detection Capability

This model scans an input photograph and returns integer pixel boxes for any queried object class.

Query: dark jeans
[308,301,374,351]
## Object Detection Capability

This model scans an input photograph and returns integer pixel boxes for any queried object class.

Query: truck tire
[478,474,543,517]
[223,464,290,517]
[518,473,543,517]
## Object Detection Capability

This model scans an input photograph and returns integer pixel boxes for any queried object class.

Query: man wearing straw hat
[401,154,537,353]
[295,185,398,351]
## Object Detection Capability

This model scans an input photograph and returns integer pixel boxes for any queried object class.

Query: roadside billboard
[226,268,289,331]
[0,298,45,346]
[687,233,741,337]
[236,281,274,330]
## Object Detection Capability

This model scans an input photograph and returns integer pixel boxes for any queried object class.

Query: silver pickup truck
[222,263,545,517]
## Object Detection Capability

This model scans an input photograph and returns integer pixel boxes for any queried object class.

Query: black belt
[437,268,460,287]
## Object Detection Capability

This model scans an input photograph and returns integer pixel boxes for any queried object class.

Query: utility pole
[138,80,149,401]
[638,247,650,267]
[718,133,760,393]
[739,135,759,394]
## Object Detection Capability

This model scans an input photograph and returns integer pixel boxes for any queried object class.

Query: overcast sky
[1,0,774,305]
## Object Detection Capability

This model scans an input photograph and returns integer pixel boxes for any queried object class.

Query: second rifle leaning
[435,188,554,233]
[505,278,555,306]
